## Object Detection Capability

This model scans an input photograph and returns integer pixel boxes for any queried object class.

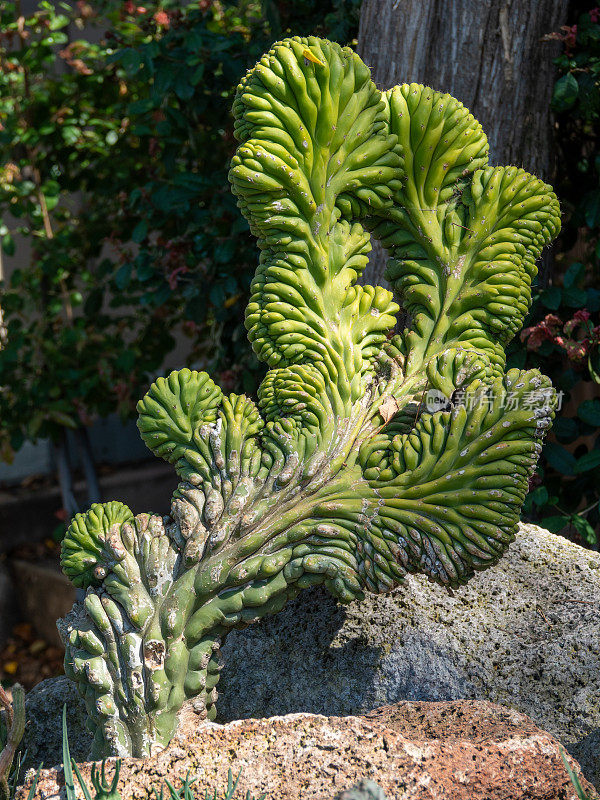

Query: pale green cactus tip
[58,35,561,759]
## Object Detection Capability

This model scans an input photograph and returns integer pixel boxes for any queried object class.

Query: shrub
[0,0,361,512]
[509,7,600,544]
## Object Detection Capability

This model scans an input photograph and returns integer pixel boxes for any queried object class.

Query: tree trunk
[357,0,569,286]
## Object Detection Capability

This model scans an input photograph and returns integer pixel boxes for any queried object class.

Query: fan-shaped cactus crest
[59,36,561,758]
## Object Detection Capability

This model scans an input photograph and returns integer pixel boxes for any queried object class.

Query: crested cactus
[59,36,561,758]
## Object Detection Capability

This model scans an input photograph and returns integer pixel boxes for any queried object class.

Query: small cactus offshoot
[59,36,560,758]
[0,685,26,800]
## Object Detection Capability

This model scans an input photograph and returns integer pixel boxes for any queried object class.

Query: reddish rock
[18,700,594,800]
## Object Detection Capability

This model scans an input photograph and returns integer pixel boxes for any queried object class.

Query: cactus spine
[59,36,561,758]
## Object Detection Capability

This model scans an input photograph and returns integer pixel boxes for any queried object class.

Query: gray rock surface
[23,523,600,788]
[22,676,89,769]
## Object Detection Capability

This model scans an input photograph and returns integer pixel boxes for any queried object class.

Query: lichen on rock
[17,701,594,800]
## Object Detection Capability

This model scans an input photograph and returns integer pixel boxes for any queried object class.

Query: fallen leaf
[379,396,399,424]
[29,640,47,656]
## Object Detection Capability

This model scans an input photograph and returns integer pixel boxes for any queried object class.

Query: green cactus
[59,35,561,758]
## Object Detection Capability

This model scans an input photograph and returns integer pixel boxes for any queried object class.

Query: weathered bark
[358,0,569,286]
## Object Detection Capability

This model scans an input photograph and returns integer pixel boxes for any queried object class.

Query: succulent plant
[0,684,26,800]
[59,35,561,758]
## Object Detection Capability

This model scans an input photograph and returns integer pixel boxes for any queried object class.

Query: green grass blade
[72,760,94,800]
[560,747,594,800]
[62,705,78,800]
[164,777,181,800]
[25,764,42,800]
[224,770,242,800]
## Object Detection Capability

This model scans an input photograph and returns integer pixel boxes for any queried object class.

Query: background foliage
[510,6,600,544]
[0,0,361,461]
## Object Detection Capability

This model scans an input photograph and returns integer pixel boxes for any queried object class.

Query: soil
[1,538,65,690]
[0,621,64,691]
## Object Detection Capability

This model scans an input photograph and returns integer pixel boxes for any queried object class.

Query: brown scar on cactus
[58,35,560,758]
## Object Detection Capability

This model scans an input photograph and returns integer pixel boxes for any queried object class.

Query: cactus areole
[59,37,561,758]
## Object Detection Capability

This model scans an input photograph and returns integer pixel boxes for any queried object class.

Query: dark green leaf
[136,257,155,282]
[540,285,561,309]
[2,233,15,256]
[576,449,600,473]
[132,220,148,244]
[563,262,585,289]
[115,263,132,290]
[128,98,154,114]
[563,287,588,307]
[116,350,136,371]
[190,63,205,85]
[530,485,549,506]
[119,47,142,75]
[209,283,226,306]
[541,514,569,533]
[584,189,600,228]
[174,73,194,101]
[587,289,600,313]
[214,239,235,264]
[553,417,579,443]
[150,284,171,305]
[570,514,598,546]
[544,442,578,475]
[84,289,103,317]
[153,66,175,97]
[552,72,579,111]
[578,399,600,427]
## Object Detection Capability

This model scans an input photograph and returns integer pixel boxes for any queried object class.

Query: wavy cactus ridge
[61,502,135,589]
[372,83,561,376]
[230,37,403,400]
[59,36,561,759]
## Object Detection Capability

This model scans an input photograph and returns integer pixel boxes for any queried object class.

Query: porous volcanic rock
[22,676,89,768]
[17,701,594,800]
[219,523,600,786]
[25,523,600,788]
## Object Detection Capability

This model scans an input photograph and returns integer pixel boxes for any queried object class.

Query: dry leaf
[378,396,399,424]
